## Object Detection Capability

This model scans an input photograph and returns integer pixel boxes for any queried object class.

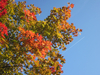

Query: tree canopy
[0,0,82,74]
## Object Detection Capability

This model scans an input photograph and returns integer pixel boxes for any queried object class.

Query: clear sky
[16,0,100,75]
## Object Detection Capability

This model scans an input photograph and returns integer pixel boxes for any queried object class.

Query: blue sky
[16,0,100,75]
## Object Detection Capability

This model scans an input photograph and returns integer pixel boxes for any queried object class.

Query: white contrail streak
[63,36,85,54]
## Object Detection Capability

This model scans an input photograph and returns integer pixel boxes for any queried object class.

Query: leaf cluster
[0,1,82,75]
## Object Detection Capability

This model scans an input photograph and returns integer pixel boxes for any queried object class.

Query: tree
[0,0,82,75]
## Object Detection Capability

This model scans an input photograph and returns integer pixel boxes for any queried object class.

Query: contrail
[63,36,85,54]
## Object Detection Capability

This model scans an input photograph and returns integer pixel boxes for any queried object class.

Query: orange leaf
[70,4,74,8]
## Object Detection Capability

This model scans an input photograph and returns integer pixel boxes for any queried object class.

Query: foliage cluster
[0,0,82,75]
